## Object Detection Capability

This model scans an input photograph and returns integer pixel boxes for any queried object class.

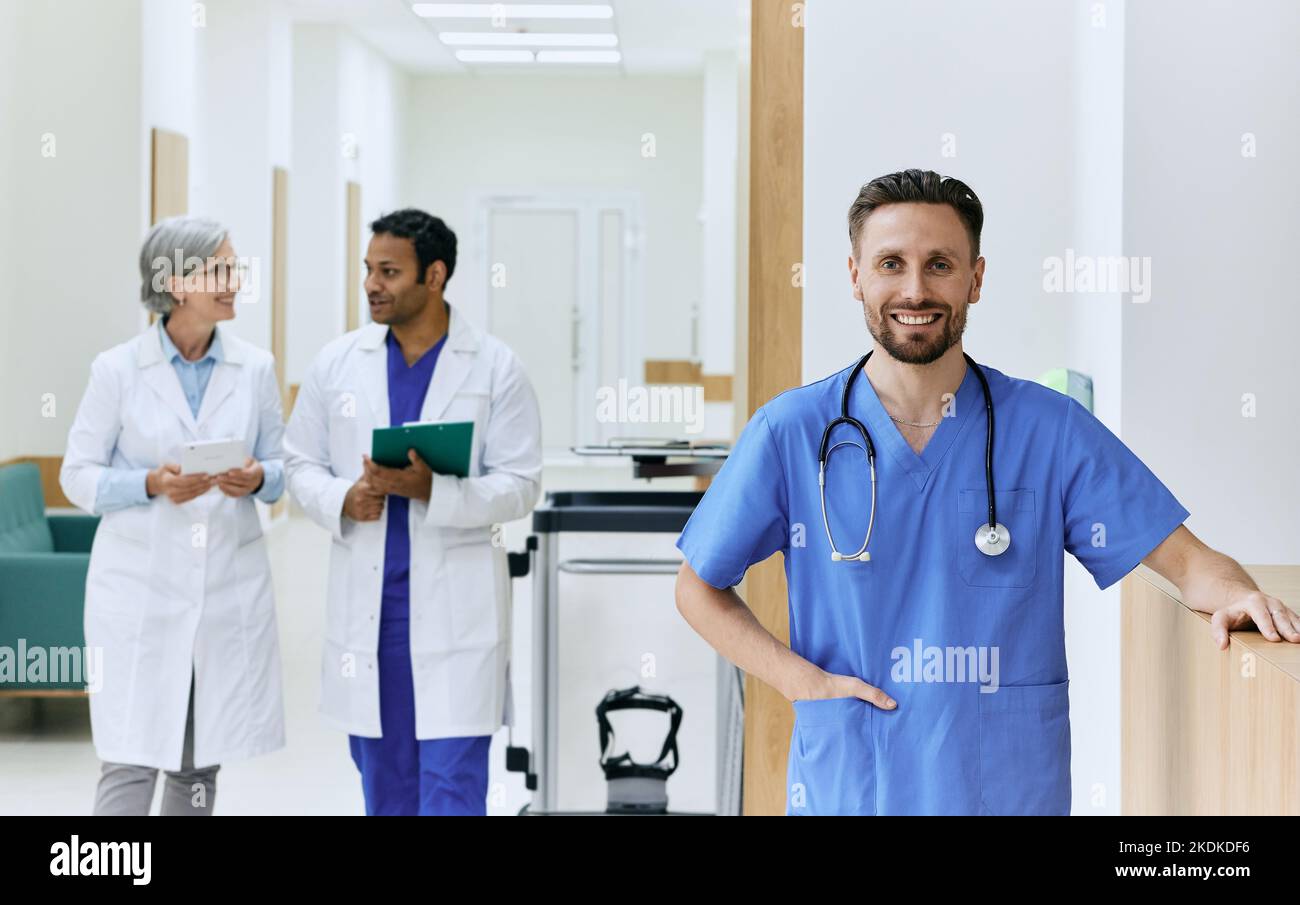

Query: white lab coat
[60,322,287,771]
[284,304,542,739]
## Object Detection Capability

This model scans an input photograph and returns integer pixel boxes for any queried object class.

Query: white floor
[1,467,721,816]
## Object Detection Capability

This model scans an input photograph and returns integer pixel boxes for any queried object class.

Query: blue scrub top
[381,328,447,618]
[676,358,1189,816]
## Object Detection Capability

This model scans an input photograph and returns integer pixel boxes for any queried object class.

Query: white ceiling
[283,0,747,75]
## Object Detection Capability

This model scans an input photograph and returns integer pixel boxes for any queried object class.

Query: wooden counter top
[1122,564,1300,815]
[1132,564,1300,682]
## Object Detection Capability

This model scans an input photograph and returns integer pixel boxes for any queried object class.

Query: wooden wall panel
[643,362,732,402]
[150,128,189,224]
[701,374,732,402]
[644,359,702,384]
[346,181,361,333]
[271,167,289,408]
[1,456,71,509]
[271,167,289,521]
[742,0,804,816]
[148,128,189,327]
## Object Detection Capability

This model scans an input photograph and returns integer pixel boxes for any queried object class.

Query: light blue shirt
[93,321,285,512]
[159,316,222,420]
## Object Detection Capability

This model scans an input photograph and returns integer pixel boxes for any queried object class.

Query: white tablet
[180,438,248,475]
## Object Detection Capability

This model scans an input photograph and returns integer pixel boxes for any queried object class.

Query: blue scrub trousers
[349,594,491,816]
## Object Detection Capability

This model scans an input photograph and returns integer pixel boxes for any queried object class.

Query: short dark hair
[370,208,458,285]
[848,169,983,262]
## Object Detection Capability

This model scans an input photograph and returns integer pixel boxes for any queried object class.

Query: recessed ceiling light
[440,32,618,46]
[454,49,536,62]
[535,50,621,63]
[414,3,614,19]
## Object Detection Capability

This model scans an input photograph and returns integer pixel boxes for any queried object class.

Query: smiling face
[848,202,984,365]
[167,236,240,323]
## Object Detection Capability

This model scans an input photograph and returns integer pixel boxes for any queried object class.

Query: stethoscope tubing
[818,350,1000,561]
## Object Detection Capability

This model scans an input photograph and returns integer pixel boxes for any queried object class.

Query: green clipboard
[371,420,474,476]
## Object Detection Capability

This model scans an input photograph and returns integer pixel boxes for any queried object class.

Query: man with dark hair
[286,208,542,815]
[674,168,1298,815]
[368,208,459,286]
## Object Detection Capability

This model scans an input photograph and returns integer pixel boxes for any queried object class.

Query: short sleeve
[1060,398,1189,590]
[676,407,789,589]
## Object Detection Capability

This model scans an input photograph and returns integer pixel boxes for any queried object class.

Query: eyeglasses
[188,258,249,290]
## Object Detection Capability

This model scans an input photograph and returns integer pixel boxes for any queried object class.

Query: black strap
[842,350,996,530]
[596,686,683,778]
[842,351,872,418]
[963,352,997,529]
[820,352,876,464]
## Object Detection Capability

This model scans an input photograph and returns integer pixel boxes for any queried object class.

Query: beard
[865,297,969,365]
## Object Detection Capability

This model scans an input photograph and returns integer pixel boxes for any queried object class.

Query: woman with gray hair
[60,216,287,815]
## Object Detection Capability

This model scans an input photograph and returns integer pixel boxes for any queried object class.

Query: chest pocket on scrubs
[787,698,875,816]
[977,679,1071,815]
[956,489,1037,589]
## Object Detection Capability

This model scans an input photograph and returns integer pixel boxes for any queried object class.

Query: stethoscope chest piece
[974,522,1011,557]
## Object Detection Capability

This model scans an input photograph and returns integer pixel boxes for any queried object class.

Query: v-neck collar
[386,327,446,372]
[848,358,981,492]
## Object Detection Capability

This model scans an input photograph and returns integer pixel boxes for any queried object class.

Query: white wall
[0,0,413,464]
[286,23,407,386]
[701,50,739,375]
[0,0,20,462]
[803,0,1075,388]
[1121,0,1300,566]
[287,24,344,386]
[1063,0,1128,817]
[139,0,197,262]
[402,74,704,365]
[191,0,293,355]
[0,0,146,461]
[700,50,740,440]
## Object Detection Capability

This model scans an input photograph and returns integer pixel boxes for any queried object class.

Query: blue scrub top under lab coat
[675,358,1189,816]
[381,328,447,618]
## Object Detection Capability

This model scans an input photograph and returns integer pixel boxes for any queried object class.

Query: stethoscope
[818,351,1009,562]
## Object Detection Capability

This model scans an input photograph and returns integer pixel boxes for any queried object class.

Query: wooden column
[271,167,289,521]
[741,0,803,816]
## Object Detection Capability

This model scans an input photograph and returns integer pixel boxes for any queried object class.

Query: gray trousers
[92,672,220,816]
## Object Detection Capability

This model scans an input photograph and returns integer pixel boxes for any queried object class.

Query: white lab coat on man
[284,304,542,739]
[60,323,287,771]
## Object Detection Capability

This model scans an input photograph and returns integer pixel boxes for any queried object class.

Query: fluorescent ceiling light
[440,31,618,46]
[454,49,535,62]
[414,4,614,19]
[536,50,621,63]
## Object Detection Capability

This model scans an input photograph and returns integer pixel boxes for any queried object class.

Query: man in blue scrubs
[674,169,1300,815]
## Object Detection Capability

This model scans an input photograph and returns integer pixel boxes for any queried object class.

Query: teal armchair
[0,462,99,693]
